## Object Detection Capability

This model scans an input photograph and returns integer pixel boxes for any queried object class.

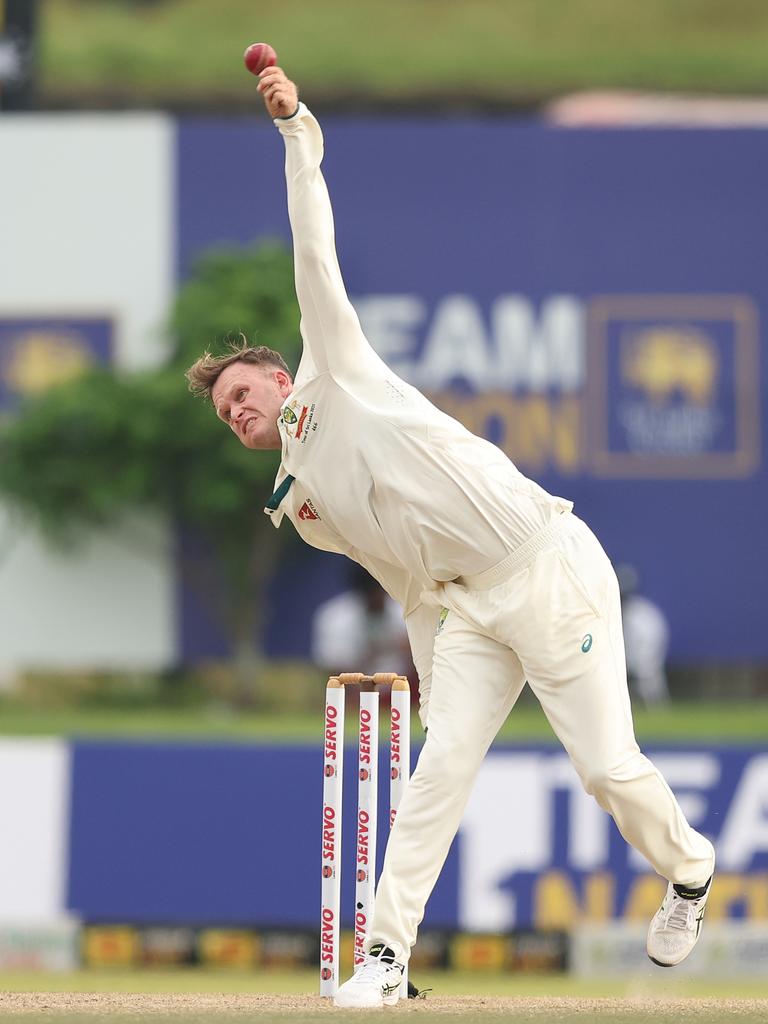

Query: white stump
[320,679,345,997]
[354,689,379,967]
[389,678,411,999]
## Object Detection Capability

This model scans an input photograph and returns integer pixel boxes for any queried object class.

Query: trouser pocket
[556,550,602,618]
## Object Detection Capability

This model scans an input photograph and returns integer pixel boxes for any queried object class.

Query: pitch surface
[2,994,768,1024]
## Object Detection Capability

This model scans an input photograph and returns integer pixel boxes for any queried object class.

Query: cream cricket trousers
[369,512,715,963]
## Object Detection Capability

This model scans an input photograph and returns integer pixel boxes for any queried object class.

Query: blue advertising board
[176,119,767,660]
[0,317,112,412]
[67,741,768,930]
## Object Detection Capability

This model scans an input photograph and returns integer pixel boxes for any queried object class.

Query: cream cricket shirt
[265,104,572,686]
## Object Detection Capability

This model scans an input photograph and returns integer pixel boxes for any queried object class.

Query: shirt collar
[265,473,295,514]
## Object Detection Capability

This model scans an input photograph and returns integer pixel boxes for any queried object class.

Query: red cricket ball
[243,42,277,76]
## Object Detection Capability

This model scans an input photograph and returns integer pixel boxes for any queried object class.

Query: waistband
[455,511,570,591]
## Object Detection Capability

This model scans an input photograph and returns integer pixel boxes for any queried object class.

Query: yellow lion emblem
[621,327,717,405]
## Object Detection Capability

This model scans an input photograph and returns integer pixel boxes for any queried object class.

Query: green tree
[0,241,302,701]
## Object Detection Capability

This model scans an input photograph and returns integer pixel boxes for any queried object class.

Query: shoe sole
[648,955,675,968]
[332,995,400,1009]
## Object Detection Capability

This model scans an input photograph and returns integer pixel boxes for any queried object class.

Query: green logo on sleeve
[581,634,593,653]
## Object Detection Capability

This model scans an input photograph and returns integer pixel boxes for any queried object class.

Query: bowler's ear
[275,369,293,395]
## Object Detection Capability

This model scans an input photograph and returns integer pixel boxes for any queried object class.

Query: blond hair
[185,337,292,401]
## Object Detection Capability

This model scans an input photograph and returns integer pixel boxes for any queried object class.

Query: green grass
[1,969,767,1024]
[0,699,765,744]
[2,966,768,998]
[40,0,768,107]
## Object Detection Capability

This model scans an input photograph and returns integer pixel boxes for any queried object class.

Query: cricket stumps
[320,673,411,999]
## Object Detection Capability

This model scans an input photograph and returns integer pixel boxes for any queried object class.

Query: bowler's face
[212,361,293,451]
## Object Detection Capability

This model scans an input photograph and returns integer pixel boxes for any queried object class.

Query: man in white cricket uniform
[187,68,715,1007]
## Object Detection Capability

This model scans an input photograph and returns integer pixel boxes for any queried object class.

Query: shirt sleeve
[343,551,436,727]
[275,103,380,380]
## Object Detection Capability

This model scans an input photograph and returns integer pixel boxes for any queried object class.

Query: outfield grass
[1,970,767,1024]
[1,966,768,998]
[41,0,768,107]
[0,700,765,744]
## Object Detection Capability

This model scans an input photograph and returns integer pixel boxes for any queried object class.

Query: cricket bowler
[186,66,715,1008]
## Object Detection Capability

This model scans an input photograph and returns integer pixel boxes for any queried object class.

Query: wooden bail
[335,672,406,686]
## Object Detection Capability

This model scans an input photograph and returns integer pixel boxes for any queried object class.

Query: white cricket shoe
[647,875,713,967]
[333,943,405,1008]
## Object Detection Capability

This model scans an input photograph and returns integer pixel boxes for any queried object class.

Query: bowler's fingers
[263,83,289,103]
[256,67,297,116]
[264,88,295,115]
[257,66,287,92]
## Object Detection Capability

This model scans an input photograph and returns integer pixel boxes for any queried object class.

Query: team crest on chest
[281,399,319,444]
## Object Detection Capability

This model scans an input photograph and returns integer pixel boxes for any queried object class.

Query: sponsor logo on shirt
[436,607,449,635]
[298,498,320,521]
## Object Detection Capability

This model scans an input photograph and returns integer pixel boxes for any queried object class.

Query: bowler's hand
[258,67,299,119]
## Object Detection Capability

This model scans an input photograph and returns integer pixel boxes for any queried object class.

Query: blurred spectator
[617,564,670,705]
[311,564,413,679]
